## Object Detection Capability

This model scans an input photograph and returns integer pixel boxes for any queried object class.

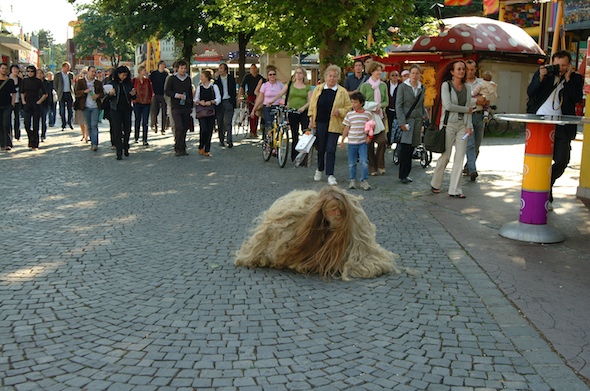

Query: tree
[251,0,415,75]
[72,3,134,68]
[97,0,226,68]
[211,0,260,81]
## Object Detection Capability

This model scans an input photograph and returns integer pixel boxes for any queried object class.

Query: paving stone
[0,127,586,391]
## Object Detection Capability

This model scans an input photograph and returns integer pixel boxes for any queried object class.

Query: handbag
[424,82,451,154]
[390,118,402,144]
[195,104,215,119]
[295,132,316,153]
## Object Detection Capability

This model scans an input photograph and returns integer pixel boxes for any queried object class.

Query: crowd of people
[0,53,583,205]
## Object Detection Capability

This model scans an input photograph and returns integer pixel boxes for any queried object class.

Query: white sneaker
[314,170,322,181]
[348,180,356,189]
[360,180,371,190]
[327,175,338,186]
[547,201,553,211]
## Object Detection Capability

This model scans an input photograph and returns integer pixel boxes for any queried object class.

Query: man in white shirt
[214,63,237,148]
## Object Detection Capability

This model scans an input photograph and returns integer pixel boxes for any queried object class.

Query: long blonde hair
[291,66,308,84]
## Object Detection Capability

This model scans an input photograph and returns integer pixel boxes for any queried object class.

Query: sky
[3,0,92,44]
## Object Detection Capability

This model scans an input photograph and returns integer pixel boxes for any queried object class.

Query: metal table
[494,114,588,243]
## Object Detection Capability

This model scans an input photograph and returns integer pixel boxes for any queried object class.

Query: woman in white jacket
[430,60,473,198]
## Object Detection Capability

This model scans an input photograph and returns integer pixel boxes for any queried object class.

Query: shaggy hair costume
[235,187,407,281]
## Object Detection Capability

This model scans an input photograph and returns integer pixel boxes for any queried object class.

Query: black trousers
[198,115,215,152]
[23,103,41,148]
[288,110,309,161]
[398,143,414,179]
[111,109,132,158]
[172,107,192,153]
[0,105,12,148]
[549,127,573,202]
[59,92,73,128]
[11,102,20,140]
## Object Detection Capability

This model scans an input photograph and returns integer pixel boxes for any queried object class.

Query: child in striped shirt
[341,92,373,190]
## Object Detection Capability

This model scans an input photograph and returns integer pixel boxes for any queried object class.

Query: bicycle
[261,105,297,168]
[485,105,509,135]
[233,100,249,137]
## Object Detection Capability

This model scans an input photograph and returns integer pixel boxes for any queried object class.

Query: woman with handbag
[73,68,89,142]
[395,64,428,184]
[105,66,136,160]
[194,70,220,157]
[132,65,153,146]
[359,61,388,176]
[74,66,105,151]
[276,66,311,162]
[430,60,473,198]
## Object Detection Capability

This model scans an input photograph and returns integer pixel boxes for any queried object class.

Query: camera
[544,64,560,76]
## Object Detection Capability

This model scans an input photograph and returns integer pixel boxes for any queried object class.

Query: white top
[536,76,564,117]
[193,82,221,105]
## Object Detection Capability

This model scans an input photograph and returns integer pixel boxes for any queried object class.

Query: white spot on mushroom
[488,44,496,51]
[449,38,456,43]
[440,32,448,37]
[461,31,471,37]
[508,38,518,47]
[495,36,501,42]
[482,32,489,37]
[476,38,483,43]
[461,43,474,51]
[487,26,497,32]
[419,38,431,46]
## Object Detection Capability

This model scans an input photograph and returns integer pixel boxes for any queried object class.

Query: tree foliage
[96,0,226,67]
[73,3,134,68]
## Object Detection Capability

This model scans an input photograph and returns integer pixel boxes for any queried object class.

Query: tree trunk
[237,32,247,83]
[318,32,352,83]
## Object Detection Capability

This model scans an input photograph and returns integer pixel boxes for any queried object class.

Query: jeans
[48,102,56,126]
[217,100,234,144]
[133,103,150,142]
[40,105,49,139]
[23,103,41,148]
[348,143,368,181]
[465,112,484,174]
[83,107,100,146]
[315,122,339,176]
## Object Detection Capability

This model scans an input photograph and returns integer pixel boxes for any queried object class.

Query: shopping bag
[295,132,316,153]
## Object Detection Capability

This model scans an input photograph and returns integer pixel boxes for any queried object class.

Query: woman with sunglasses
[251,65,284,134]
[21,66,47,150]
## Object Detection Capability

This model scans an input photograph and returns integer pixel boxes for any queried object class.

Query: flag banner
[444,0,472,6]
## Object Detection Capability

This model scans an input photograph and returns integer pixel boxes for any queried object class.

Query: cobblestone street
[1,125,588,390]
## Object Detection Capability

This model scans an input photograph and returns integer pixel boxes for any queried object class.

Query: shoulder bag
[423,82,450,154]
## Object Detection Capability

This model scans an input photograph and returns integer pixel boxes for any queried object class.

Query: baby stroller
[392,131,432,168]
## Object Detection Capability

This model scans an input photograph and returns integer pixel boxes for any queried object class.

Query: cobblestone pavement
[1,125,588,390]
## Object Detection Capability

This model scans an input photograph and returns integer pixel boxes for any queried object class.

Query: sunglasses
[390,74,399,77]
[27,70,35,73]
[268,73,276,76]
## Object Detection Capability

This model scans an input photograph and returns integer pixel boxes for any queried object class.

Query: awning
[0,36,33,52]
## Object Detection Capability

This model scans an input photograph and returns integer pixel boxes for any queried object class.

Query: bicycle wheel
[393,145,400,165]
[262,131,272,161]
[486,118,508,135]
[277,126,289,168]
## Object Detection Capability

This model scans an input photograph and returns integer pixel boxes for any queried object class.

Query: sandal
[430,186,440,194]
[449,194,466,199]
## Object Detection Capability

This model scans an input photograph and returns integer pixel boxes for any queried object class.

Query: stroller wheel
[420,148,432,168]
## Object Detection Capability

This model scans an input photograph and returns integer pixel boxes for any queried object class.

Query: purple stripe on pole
[520,190,550,225]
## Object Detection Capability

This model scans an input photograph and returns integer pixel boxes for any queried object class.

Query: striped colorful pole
[520,122,554,225]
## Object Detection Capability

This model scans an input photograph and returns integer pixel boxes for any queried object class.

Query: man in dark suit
[53,61,75,130]
[526,50,584,209]
[214,63,237,148]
